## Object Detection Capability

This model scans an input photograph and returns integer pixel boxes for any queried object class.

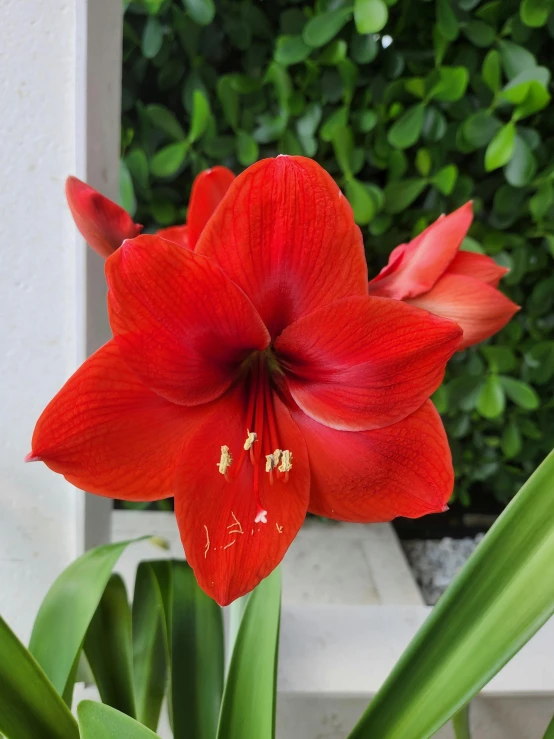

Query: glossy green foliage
[171,560,225,739]
[29,539,142,700]
[122,0,554,507]
[0,617,78,739]
[217,568,282,739]
[77,701,163,739]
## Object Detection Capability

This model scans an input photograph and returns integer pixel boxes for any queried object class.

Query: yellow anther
[218,445,233,475]
[243,430,257,451]
[265,449,283,474]
[278,450,293,473]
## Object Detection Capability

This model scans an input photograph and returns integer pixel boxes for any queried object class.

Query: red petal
[157,224,191,249]
[292,401,453,521]
[187,166,236,250]
[196,156,368,337]
[368,202,473,300]
[407,273,520,349]
[30,340,208,500]
[446,250,508,287]
[66,176,142,259]
[274,296,462,431]
[106,235,270,406]
[175,383,310,605]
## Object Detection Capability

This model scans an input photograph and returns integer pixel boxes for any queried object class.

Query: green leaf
[436,0,459,40]
[125,149,149,193]
[302,8,352,48]
[142,16,164,59]
[462,111,501,149]
[77,702,162,739]
[463,19,495,46]
[171,561,224,739]
[331,123,354,178]
[482,49,502,92]
[501,421,522,459]
[415,148,432,177]
[504,135,537,187]
[150,141,189,178]
[84,574,136,718]
[429,66,469,101]
[481,346,517,373]
[119,160,136,216]
[216,76,240,130]
[501,67,551,103]
[146,104,185,140]
[431,164,458,195]
[521,0,554,27]
[217,568,282,739]
[29,539,142,699]
[236,131,259,166]
[484,122,516,172]
[514,82,551,120]
[189,90,211,143]
[346,448,554,739]
[182,0,215,26]
[351,33,379,63]
[498,40,537,80]
[0,616,78,739]
[345,179,380,225]
[499,377,540,410]
[452,704,471,739]
[387,104,424,149]
[320,106,349,142]
[544,715,554,739]
[274,35,312,65]
[354,0,388,34]
[477,375,506,418]
[384,179,426,213]
[133,562,169,731]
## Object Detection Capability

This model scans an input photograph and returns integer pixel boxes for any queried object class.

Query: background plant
[121,0,554,508]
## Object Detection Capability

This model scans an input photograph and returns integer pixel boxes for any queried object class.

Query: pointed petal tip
[25,452,41,463]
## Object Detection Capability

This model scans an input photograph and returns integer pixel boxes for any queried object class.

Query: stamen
[278,450,293,473]
[243,430,257,451]
[255,509,268,524]
[217,445,233,475]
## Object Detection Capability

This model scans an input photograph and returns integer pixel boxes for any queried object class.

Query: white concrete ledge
[279,604,554,697]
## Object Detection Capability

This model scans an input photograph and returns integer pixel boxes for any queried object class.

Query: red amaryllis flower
[368,202,519,349]
[65,166,235,258]
[30,156,462,605]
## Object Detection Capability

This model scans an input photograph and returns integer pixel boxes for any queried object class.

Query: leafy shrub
[121,0,554,506]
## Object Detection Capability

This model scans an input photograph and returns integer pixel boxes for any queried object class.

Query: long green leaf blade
[544,715,554,738]
[452,705,471,739]
[348,450,554,739]
[77,701,162,739]
[133,562,169,730]
[217,568,281,739]
[0,616,78,739]
[171,560,224,739]
[84,574,136,717]
[29,539,143,699]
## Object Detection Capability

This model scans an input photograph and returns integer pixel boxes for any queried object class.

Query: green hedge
[121,0,554,506]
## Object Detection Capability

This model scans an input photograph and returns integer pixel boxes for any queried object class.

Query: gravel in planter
[403,535,484,605]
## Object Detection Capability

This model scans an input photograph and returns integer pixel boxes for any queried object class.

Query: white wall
[0,0,121,642]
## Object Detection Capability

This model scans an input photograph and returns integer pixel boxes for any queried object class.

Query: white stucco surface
[0,0,121,642]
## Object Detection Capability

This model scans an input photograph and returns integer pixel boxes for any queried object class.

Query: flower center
[217,352,292,524]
